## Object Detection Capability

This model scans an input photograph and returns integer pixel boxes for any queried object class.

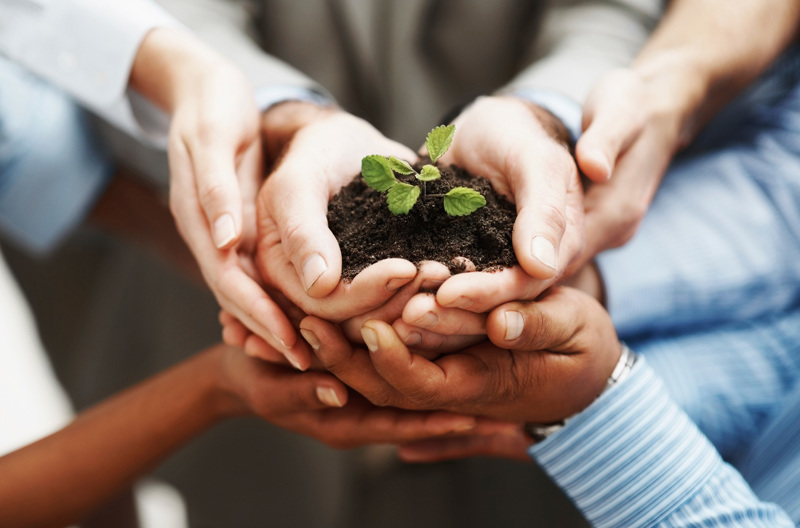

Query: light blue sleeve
[529,358,794,527]
[0,58,113,254]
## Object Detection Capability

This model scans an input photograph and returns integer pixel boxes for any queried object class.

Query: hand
[256,104,424,321]
[213,344,516,449]
[130,28,303,365]
[430,96,585,314]
[567,67,692,274]
[303,287,621,424]
[220,261,455,357]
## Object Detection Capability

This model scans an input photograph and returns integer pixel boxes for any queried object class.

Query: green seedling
[361,124,486,216]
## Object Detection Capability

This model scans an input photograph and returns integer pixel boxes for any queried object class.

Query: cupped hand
[220,261,455,358]
[131,28,305,366]
[256,106,423,321]
[568,67,686,274]
[302,287,620,424]
[431,95,585,313]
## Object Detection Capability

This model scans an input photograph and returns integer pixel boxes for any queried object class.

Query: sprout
[361,125,486,216]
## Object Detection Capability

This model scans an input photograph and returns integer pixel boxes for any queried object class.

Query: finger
[486,287,590,351]
[339,261,451,342]
[577,69,645,183]
[260,367,349,412]
[296,402,480,449]
[215,266,311,369]
[436,267,555,313]
[401,293,487,335]
[262,167,344,298]
[243,334,292,364]
[398,431,532,463]
[186,136,256,249]
[391,319,485,355]
[511,156,572,280]
[361,320,486,411]
[220,313,248,348]
[300,317,402,406]
[258,212,418,321]
[169,138,304,366]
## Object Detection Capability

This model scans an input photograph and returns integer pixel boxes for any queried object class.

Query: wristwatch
[523,342,637,443]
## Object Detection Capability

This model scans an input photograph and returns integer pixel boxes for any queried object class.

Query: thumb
[263,170,343,298]
[577,70,644,183]
[486,287,592,351]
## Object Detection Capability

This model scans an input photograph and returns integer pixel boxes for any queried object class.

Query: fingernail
[361,326,379,352]
[213,214,236,248]
[531,236,558,271]
[386,277,411,291]
[300,329,320,351]
[413,312,438,328]
[404,331,422,346]
[302,254,327,291]
[316,387,343,408]
[601,155,613,181]
[286,351,306,371]
[504,310,524,341]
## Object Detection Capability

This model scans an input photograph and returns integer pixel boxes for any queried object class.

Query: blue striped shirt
[530,359,794,527]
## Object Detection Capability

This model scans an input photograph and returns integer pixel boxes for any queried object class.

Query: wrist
[205,346,253,420]
[130,28,227,113]
[631,51,712,149]
[499,95,574,154]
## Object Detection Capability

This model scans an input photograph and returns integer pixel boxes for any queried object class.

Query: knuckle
[198,182,230,210]
[519,307,550,349]
[369,390,396,408]
[537,202,568,238]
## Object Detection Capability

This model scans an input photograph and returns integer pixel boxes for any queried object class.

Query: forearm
[0,347,236,528]
[633,0,800,145]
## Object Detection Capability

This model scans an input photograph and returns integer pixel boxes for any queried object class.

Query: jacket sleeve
[0,0,185,145]
[502,0,663,135]
[529,356,795,527]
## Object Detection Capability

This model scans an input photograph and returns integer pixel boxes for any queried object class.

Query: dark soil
[328,161,518,281]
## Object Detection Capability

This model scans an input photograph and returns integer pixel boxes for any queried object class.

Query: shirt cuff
[528,357,722,527]
[0,1,182,108]
[254,85,335,114]
[506,88,582,143]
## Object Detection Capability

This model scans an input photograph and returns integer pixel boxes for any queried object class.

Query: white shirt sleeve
[0,0,183,146]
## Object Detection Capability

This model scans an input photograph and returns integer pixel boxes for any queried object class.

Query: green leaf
[425,124,455,163]
[388,156,416,175]
[443,187,486,216]
[417,164,441,182]
[362,155,397,192]
[387,182,421,215]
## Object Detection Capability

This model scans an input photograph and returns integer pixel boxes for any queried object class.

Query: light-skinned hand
[255,105,424,323]
[131,28,303,365]
[430,96,585,314]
